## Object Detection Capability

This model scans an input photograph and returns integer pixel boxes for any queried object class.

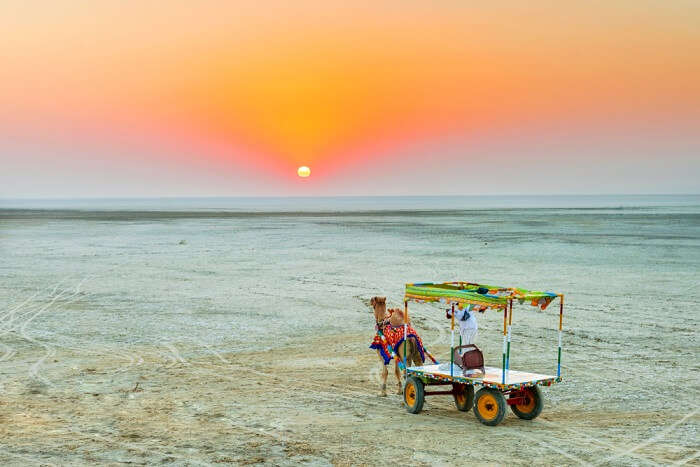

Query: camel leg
[377,351,388,397]
[394,342,405,394]
[409,337,421,367]
[394,360,403,394]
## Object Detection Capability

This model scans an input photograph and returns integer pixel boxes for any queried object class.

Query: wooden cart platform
[407,364,560,391]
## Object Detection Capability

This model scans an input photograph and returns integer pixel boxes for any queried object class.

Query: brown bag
[452,344,485,376]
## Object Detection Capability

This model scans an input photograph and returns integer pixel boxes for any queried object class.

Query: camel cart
[401,282,564,426]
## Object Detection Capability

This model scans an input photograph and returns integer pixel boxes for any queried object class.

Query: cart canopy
[405,282,559,311]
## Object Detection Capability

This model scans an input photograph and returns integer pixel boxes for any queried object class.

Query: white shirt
[452,307,478,332]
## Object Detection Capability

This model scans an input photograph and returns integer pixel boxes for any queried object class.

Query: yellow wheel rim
[455,392,466,404]
[515,389,536,413]
[405,383,417,406]
[477,393,499,421]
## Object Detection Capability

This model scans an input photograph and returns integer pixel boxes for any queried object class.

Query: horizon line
[2,193,699,201]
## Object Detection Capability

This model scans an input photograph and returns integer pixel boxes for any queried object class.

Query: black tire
[403,376,425,414]
[452,383,474,412]
[473,387,507,426]
[510,385,544,420]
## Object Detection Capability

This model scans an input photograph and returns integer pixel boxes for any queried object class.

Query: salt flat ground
[0,196,698,465]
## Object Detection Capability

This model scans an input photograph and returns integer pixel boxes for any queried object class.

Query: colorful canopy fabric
[405,282,560,311]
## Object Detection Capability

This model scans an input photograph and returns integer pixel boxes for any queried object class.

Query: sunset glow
[1,1,698,196]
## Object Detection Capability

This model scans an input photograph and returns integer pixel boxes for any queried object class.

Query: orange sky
[1,1,698,196]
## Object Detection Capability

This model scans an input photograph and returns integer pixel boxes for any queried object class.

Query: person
[446,304,478,346]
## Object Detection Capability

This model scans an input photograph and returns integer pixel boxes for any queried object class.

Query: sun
[297,166,311,178]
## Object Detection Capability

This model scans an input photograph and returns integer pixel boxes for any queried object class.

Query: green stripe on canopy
[405,282,559,310]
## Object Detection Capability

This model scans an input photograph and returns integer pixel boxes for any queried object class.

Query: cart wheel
[452,383,474,412]
[474,388,507,426]
[403,376,425,414]
[510,385,544,420]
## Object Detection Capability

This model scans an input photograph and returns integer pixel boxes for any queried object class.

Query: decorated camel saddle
[370,308,426,365]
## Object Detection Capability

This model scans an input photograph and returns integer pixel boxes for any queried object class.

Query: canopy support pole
[506,299,513,376]
[558,295,564,378]
[450,303,455,377]
[502,304,508,384]
[403,301,408,376]
[457,306,462,371]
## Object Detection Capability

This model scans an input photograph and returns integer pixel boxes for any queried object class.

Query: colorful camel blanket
[370,323,426,365]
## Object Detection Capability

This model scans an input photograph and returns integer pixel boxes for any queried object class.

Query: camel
[369,296,424,396]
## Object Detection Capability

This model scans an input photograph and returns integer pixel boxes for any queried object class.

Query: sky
[1,1,699,198]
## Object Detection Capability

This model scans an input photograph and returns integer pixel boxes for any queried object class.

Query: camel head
[370,296,387,323]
